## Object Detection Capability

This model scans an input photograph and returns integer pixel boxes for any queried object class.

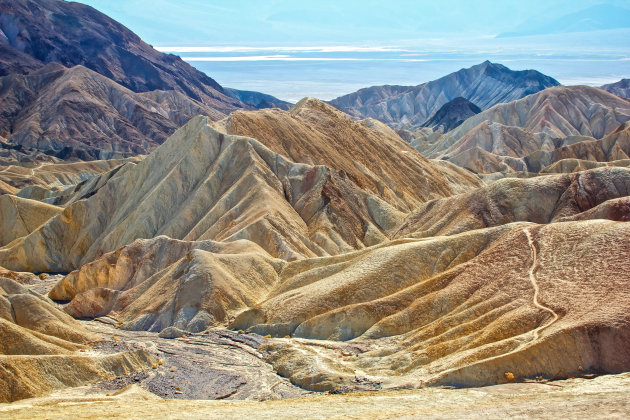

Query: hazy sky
[74,1,630,101]
[76,0,630,46]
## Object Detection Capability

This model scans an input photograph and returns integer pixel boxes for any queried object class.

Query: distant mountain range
[329,61,559,129]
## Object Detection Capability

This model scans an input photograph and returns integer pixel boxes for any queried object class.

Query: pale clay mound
[0,157,138,191]
[220,97,482,209]
[0,273,155,402]
[396,166,630,238]
[45,220,630,392]
[0,101,482,273]
[409,86,630,177]
[446,120,630,175]
[0,195,61,247]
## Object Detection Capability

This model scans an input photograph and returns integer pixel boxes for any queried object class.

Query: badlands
[0,0,629,418]
[1,99,629,412]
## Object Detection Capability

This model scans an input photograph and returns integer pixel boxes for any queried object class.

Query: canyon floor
[2,311,630,418]
[2,370,629,419]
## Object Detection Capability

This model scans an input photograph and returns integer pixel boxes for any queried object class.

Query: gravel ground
[3,373,630,419]
[83,319,311,401]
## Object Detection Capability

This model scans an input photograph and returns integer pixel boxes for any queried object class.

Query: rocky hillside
[0,271,155,402]
[46,193,630,389]
[0,0,244,112]
[0,101,482,273]
[329,61,559,128]
[1,0,630,406]
[0,96,629,402]
[0,63,228,158]
[417,86,630,175]
[223,88,293,110]
[220,98,481,210]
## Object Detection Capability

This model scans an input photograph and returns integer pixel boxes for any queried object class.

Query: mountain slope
[329,61,559,128]
[224,88,292,110]
[395,166,630,239]
[220,98,482,212]
[524,122,630,173]
[248,220,630,389]
[0,63,224,158]
[49,218,630,390]
[0,273,155,403]
[0,0,243,114]
[0,195,61,246]
[602,79,630,99]
[0,117,407,271]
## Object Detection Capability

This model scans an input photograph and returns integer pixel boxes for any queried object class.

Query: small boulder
[158,326,186,339]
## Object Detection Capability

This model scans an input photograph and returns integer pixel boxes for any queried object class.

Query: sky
[76,1,630,101]
[76,0,630,45]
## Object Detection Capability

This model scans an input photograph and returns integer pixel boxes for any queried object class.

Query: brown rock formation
[0,101,482,273]
[50,236,282,332]
[0,63,223,157]
[0,156,138,194]
[237,220,630,389]
[48,220,630,391]
[411,88,630,178]
[220,98,482,211]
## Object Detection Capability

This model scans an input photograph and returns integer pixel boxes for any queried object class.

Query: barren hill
[0,63,223,158]
[0,0,290,158]
[416,86,630,175]
[45,219,630,390]
[220,98,481,211]
[0,107,480,273]
[424,86,630,159]
[0,271,155,402]
[395,166,630,238]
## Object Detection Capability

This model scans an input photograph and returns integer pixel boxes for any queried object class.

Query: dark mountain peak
[421,97,482,133]
[0,0,242,113]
